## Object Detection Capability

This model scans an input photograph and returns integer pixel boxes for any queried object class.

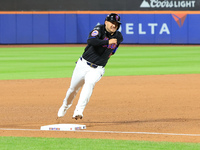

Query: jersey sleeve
[112,32,123,55]
[87,26,109,46]
[117,32,123,45]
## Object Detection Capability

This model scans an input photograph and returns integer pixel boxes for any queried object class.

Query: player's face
[105,21,118,34]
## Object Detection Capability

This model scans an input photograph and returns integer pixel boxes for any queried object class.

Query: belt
[80,57,99,69]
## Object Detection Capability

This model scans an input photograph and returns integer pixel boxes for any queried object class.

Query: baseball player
[57,13,123,120]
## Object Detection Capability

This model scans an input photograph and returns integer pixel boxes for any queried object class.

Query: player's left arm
[111,32,123,55]
[111,46,119,55]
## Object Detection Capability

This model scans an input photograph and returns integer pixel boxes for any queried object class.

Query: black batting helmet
[105,13,121,29]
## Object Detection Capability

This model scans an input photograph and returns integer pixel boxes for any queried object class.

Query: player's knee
[68,87,78,94]
[85,82,95,89]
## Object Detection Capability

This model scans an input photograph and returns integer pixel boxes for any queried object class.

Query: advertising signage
[140,0,198,10]
[0,0,200,11]
[140,0,199,10]
[0,13,200,44]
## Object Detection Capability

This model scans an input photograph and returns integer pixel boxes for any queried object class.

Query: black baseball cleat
[72,115,83,120]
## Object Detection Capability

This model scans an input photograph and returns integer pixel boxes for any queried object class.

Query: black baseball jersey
[82,24,123,67]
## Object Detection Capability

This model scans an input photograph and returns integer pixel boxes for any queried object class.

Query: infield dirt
[0,75,200,143]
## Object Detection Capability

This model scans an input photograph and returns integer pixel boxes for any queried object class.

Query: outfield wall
[0,12,200,44]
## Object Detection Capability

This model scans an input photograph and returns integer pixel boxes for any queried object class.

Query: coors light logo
[140,0,196,8]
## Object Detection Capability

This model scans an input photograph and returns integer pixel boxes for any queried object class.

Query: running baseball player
[57,13,123,120]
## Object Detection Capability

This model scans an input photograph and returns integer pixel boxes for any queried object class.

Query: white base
[40,124,86,131]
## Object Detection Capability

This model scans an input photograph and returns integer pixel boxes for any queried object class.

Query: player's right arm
[88,35,116,46]
[87,25,110,46]
[87,33,108,46]
[87,25,118,49]
[108,39,117,45]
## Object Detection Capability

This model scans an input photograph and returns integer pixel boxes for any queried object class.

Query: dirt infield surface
[0,74,200,143]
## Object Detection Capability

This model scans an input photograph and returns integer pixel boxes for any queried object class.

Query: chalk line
[0,128,200,137]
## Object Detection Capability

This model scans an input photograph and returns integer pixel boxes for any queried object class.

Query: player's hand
[109,39,117,45]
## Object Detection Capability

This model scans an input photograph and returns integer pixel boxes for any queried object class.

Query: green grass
[0,47,81,80]
[107,46,200,76]
[0,136,200,150]
[0,46,200,80]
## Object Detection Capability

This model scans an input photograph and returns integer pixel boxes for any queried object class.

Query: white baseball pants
[62,57,105,117]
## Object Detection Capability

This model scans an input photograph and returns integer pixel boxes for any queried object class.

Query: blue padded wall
[0,13,200,44]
